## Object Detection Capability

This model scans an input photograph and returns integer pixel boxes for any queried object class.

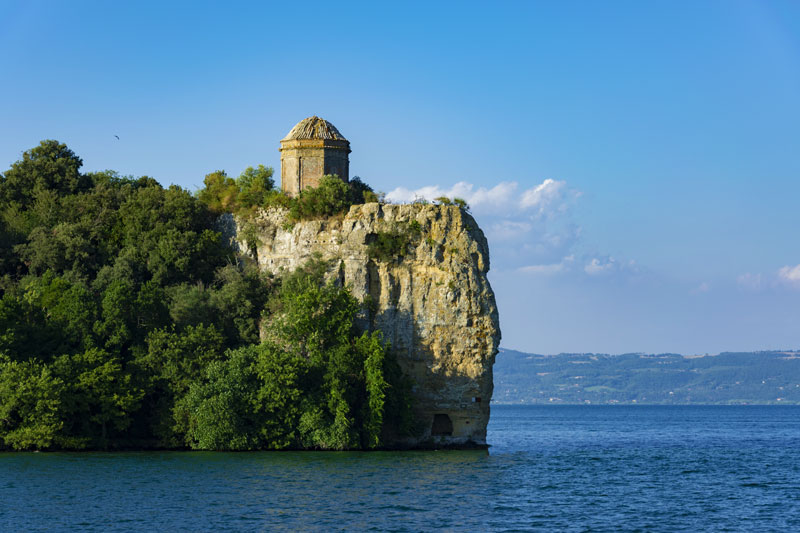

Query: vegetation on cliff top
[198,166,378,222]
[0,140,412,451]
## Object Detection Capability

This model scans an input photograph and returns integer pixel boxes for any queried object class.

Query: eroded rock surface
[235,203,500,446]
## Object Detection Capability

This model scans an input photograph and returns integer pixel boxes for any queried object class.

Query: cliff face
[236,203,500,447]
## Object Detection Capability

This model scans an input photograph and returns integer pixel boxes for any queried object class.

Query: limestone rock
[236,203,501,447]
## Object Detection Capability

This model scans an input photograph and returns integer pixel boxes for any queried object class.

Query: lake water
[2,405,800,531]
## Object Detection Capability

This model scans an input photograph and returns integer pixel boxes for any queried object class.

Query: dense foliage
[0,140,411,450]
[181,260,413,450]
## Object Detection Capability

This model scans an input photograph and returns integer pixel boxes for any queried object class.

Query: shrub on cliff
[348,176,379,204]
[434,195,470,212]
[198,165,277,215]
[197,169,378,222]
[288,176,352,221]
[286,176,378,222]
[367,221,423,262]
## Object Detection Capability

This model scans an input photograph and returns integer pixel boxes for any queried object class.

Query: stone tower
[280,116,351,197]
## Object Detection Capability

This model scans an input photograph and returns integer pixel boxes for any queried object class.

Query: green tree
[360,332,390,449]
[181,346,264,450]
[22,272,98,353]
[19,221,102,277]
[0,356,65,450]
[268,257,358,358]
[140,324,226,397]
[133,280,170,337]
[0,291,65,361]
[237,165,275,209]
[197,170,239,214]
[94,278,136,350]
[53,348,142,448]
[0,140,89,207]
[167,282,216,330]
[208,263,272,346]
[137,324,226,444]
[255,343,307,448]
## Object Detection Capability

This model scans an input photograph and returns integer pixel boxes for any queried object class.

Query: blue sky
[2,1,799,354]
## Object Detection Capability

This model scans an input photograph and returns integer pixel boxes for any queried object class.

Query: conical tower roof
[281,116,347,141]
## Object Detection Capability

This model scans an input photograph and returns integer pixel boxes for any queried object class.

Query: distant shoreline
[493,348,800,405]
[491,402,800,406]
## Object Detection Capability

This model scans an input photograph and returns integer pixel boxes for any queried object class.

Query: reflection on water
[2,406,800,531]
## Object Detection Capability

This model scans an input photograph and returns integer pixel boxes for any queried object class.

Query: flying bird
[114,135,119,140]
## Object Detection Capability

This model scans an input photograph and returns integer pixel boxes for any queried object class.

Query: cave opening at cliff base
[431,414,453,436]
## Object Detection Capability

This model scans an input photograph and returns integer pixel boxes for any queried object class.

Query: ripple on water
[2,406,800,531]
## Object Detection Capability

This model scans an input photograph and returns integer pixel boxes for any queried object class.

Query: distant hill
[493,349,800,405]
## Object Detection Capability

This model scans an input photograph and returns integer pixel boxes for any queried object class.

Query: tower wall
[280,139,350,197]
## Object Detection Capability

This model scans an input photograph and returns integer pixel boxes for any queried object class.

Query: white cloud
[519,179,568,214]
[582,256,641,278]
[385,179,570,217]
[778,264,800,287]
[737,267,800,291]
[518,255,575,276]
[490,220,533,241]
[387,179,636,281]
[519,263,565,275]
[737,272,763,291]
[466,182,520,213]
[387,179,580,269]
[585,257,617,275]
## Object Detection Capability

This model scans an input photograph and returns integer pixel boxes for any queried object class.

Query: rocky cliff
[234,203,500,447]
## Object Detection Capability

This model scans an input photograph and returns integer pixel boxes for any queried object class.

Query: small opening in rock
[431,414,453,436]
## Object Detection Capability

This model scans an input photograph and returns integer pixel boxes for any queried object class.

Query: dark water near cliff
[3,406,800,531]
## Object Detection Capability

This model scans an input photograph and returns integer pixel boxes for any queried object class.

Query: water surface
[2,406,800,531]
